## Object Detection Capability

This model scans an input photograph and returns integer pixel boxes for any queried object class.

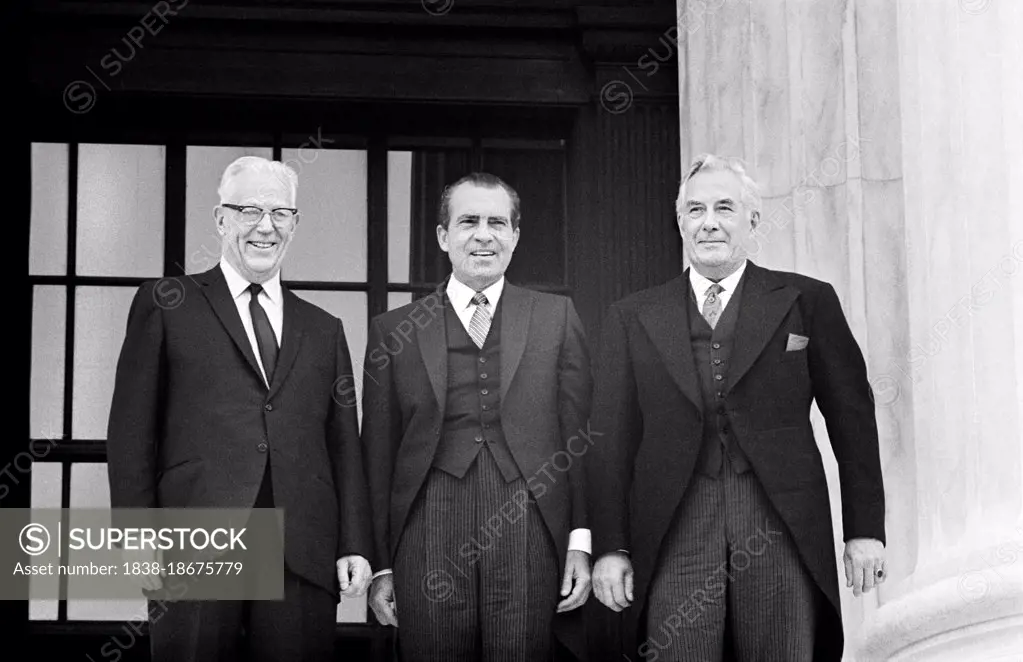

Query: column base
[854,564,1023,661]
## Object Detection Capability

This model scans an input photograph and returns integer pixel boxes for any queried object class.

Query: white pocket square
[786,333,809,351]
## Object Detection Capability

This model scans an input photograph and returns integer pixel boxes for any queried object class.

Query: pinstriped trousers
[643,459,818,662]
[394,446,560,662]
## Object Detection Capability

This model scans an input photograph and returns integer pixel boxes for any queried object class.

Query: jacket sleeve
[328,318,374,561]
[106,282,164,527]
[558,298,593,531]
[586,303,643,558]
[807,283,886,545]
[360,315,402,571]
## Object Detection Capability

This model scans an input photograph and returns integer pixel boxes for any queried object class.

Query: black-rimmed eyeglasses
[222,204,299,227]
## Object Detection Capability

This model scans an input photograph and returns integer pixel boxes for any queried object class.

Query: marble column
[854,0,1023,659]
[676,0,1022,659]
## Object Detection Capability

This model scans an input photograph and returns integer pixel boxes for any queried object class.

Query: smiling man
[587,154,887,661]
[362,172,593,661]
[106,156,373,662]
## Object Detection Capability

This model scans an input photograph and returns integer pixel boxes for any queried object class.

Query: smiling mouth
[471,250,496,257]
[249,241,276,250]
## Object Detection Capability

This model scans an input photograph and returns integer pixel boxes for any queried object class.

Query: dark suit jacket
[360,279,592,658]
[587,262,885,661]
[105,265,373,598]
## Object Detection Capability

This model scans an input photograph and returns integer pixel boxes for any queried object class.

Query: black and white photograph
[9,0,1022,660]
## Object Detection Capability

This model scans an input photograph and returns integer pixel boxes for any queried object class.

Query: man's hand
[336,555,372,598]
[556,550,591,613]
[121,546,163,592]
[844,537,886,596]
[592,552,633,612]
[368,573,398,627]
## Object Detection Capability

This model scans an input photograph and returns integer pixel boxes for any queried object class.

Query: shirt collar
[219,256,283,305]
[446,274,505,311]
[689,259,748,298]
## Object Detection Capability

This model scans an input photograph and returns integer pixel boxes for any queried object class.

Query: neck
[692,261,742,282]
[456,274,500,292]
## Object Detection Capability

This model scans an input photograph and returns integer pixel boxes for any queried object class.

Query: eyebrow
[685,198,737,207]
[457,214,509,222]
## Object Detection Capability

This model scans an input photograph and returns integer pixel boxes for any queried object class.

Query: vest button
[481,389,489,395]
[257,442,268,452]
[713,359,722,365]
[712,342,721,349]
[264,403,273,411]
[482,405,490,410]
[479,357,487,363]
[714,374,723,381]
[480,373,488,379]
[474,434,484,443]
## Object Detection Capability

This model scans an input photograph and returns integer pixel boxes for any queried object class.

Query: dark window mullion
[165,141,187,277]
[367,138,388,322]
[58,142,78,622]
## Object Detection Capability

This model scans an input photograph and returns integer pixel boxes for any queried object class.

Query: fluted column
[854,0,1023,658]
[675,0,1021,659]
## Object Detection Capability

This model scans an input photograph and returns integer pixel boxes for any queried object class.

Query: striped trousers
[643,459,818,661]
[394,446,560,662]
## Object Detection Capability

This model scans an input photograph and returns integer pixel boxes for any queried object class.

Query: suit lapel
[727,262,800,391]
[268,288,306,399]
[418,284,449,412]
[197,266,265,384]
[499,283,533,402]
[637,274,702,413]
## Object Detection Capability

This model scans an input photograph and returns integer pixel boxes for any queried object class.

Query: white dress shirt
[689,259,748,314]
[220,257,283,388]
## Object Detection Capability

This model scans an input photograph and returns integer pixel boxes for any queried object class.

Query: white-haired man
[587,154,886,660]
[106,156,373,661]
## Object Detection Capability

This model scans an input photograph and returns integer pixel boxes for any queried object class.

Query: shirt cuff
[372,568,393,579]
[567,528,591,554]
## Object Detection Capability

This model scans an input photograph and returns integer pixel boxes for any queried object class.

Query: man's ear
[436,223,450,253]
[750,210,760,230]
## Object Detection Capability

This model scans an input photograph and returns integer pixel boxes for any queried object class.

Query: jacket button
[257,442,268,452]
[474,434,484,443]
[714,374,723,381]
[264,403,273,411]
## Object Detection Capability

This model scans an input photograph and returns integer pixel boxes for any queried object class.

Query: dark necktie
[248,283,278,386]
[702,283,725,329]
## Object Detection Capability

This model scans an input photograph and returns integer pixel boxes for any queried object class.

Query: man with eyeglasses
[106,156,373,661]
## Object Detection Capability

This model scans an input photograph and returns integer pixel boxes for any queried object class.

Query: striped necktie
[467,292,492,349]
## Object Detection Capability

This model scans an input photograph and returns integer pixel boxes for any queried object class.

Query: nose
[254,211,275,232]
[473,223,494,241]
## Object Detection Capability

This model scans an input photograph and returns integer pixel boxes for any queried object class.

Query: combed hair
[437,172,521,229]
[218,156,298,204]
[675,154,761,219]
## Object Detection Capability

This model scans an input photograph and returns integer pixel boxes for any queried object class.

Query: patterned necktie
[248,283,279,385]
[468,292,492,349]
[702,283,725,329]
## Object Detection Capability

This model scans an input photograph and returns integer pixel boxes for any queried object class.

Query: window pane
[67,462,148,620]
[388,292,413,310]
[32,286,66,440]
[28,463,62,620]
[185,145,274,275]
[388,152,412,284]
[30,143,69,276]
[280,149,367,282]
[291,291,367,422]
[77,144,165,277]
[73,287,137,439]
